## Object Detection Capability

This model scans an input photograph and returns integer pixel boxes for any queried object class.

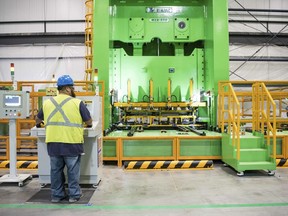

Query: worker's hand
[36,121,44,128]
[86,124,92,128]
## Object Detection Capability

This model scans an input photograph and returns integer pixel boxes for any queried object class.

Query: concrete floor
[0,163,288,216]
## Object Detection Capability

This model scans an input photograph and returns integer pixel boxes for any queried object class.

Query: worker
[36,74,92,203]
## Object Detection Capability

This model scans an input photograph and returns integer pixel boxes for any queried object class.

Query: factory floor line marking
[0,202,288,210]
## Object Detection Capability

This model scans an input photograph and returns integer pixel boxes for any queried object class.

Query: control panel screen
[4,95,22,107]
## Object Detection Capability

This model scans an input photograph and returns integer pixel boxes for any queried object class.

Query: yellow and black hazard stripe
[17,161,38,169]
[124,160,213,169]
[276,158,288,167]
[0,161,9,169]
[0,161,38,169]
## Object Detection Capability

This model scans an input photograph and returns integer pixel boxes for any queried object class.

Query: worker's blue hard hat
[57,75,74,87]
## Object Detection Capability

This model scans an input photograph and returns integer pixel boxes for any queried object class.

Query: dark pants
[50,155,82,199]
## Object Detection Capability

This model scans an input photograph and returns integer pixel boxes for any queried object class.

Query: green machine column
[93,0,110,128]
[204,0,229,126]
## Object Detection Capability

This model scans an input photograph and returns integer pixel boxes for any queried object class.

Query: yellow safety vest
[43,94,84,144]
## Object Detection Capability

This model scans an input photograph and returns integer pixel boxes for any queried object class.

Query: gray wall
[0,0,85,34]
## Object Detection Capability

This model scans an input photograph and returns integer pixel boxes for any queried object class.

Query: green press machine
[91,0,230,164]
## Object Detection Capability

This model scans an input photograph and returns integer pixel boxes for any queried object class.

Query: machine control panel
[0,91,30,119]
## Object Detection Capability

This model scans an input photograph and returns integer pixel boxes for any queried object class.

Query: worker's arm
[35,108,45,127]
[80,101,93,127]
[85,118,93,127]
[35,116,43,125]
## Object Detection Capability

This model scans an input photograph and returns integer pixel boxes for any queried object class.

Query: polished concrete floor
[0,163,288,216]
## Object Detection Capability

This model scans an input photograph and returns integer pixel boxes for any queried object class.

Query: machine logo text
[146,7,173,13]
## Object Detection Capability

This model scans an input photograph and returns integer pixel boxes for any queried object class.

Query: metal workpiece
[113,99,206,128]
[112,78,206,127]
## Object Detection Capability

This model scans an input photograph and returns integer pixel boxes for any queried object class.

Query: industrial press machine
[94,0,229,129]
[90,1,287,174]
[90,0,230,166]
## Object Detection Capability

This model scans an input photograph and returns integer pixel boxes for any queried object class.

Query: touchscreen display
[4,95,21,107]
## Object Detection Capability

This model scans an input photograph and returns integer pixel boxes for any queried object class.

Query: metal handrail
[252,82,276,160]
[218,82,241,159]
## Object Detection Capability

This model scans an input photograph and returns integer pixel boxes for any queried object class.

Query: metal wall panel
[0,0,44,21]
[0,45,85,82]
[0,0,85,34]
[0,23,44,34]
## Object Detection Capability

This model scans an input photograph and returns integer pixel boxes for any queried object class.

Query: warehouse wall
[0,0,85,34]
[0,0,85,82]
[229,0,288,81]
[0,45,85,83]
[0,0,287,82]
[229,45,288,81]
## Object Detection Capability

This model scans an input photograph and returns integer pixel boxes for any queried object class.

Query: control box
[0,91,30,119]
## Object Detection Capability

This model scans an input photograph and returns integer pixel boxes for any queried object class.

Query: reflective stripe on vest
[45,97,83,128]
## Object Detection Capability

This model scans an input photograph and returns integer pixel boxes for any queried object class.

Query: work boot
[69,194,83,203]
[51,196,67,203]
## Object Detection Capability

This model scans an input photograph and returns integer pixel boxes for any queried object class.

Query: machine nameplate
[149,18,169,23]
[146,7,173,13]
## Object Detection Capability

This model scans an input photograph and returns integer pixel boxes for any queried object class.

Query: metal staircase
[219,82,276,176]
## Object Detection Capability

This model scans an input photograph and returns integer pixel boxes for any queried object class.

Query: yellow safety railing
[252,82,276,160]
[0,80,105,161]
[85,0,93,81]
[218,81,288,126]
[218,82,241,159]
